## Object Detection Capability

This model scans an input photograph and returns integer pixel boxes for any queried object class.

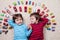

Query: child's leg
[29,36,44,40]
[39,38,44,40]
[29,38,37,40]
[29,37,39,40]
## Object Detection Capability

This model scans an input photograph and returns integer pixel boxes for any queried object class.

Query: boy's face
[15,17,23,25]
[30,16,37,24]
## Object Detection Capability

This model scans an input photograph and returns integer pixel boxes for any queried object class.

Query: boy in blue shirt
[8,14,32,40]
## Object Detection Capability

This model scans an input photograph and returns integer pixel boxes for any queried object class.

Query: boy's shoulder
[22,24,27,27]
[22,24,28,29]
[22,24,26,26]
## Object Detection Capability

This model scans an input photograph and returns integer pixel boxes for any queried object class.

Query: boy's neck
[17,23,24,26]
[35,21,38,24]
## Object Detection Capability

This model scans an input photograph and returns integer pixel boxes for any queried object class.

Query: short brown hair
[13,13,23,23]
[30,12,41,22]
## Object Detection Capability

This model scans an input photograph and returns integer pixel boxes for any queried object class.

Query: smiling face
[30,15,38,24]
[15,17,23,25]
[30,12,41,24]
[13,14,23,25]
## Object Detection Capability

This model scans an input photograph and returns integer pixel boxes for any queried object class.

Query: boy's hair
[13,13,23,23]
[30,12,41,22]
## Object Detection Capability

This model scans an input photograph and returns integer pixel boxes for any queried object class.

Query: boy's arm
[40,18,49,26]
[8,20,17,27]
[25,25,32,37]
[26,29,32,37]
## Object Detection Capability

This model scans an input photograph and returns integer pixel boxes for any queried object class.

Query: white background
[0,0,60,40]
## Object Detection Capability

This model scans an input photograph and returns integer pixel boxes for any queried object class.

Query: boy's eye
[15,19,19,21]
[31,18,35,20]
[20,19,22,20]
[31,18,33,20]
[16,19,22,21]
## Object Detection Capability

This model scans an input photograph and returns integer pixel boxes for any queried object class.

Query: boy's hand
[28,24,32,30]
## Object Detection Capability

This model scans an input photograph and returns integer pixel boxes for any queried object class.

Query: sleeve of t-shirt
[24,24,32,37]
[40,18,49,26]
[8,20,17,27]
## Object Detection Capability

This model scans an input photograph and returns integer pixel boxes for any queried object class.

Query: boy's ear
[36,20,39,24]
[36,20,39,22]
[13,20,15,23]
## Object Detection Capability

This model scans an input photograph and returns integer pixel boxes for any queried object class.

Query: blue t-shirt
[8,20,32,40]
